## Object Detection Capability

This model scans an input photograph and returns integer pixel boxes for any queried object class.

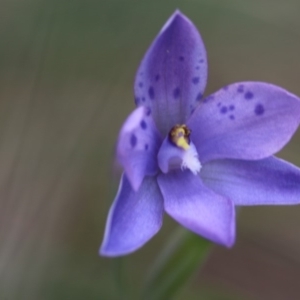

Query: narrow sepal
[135,11,208,135]
[158,170,235,247]
[202,156,300,206]
[117,106,161,191]
[100,175,164,256]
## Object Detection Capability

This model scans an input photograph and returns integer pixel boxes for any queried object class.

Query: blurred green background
[1,0,300,299]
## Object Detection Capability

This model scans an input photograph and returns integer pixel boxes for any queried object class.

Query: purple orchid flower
[100,10,300,256]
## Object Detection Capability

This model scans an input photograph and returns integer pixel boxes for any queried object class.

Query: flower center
[168,124,201,175]
[169,124,191,150]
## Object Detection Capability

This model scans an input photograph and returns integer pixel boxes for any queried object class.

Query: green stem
[113,258,128,300]
[142,227,212,300]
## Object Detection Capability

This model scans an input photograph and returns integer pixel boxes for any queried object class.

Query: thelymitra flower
[100,10,300,256]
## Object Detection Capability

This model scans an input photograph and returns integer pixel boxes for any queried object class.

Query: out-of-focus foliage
[1,0,300,299]
[143,229,211,300]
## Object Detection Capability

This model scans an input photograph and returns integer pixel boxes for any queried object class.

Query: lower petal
[100,174,163,256]
[158,170,235,247]
[201,156,300,205]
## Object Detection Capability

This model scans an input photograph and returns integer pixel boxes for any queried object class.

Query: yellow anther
[176,136,190,150]
[169,124,191,150]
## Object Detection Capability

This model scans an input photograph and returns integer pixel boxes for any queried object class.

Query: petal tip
[99,241,111,257]
[99,245,120,257]
[99,239,133,257]
[224,236,235,248]
[160,9,191,34]
[128,176,141,192]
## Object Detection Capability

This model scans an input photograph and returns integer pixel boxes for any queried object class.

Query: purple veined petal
[158,170,235,247]
[100,174,164,257]
[117,106,162,191]
[134,10,208,135]
[187,82,300,162]
[201,156,300,206]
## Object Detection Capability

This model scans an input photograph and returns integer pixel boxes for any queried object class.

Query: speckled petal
[202,156,300,206]
[100,175,164,256]
[188,82,300,162]
[158,170,235,247]
[117,106,161,191]
[134,10,207,135]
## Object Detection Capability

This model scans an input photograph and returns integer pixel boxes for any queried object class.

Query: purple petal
[134,10,208,135]
[188,82,300,162]
[158,170,235,247]
[201,156,300,206]
[117,106,161,191]
[100,174,164,256]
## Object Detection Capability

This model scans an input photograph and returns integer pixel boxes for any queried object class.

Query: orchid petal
[100,175,164,256]
[134,11,208,135]
[117,106,161,191]
[158,170,235,247]
[188,82,300,162]
[201,156,300,206]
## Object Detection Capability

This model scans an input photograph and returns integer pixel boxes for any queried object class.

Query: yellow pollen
[169,124,191,150]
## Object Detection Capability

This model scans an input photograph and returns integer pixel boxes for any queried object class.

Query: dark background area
[1,0,300,299]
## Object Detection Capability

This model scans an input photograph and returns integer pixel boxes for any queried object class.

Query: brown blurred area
[1,0,300,299]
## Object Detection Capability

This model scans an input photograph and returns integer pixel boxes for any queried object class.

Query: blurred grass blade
[142,227,212,300]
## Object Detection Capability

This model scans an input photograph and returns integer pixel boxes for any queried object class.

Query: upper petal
[134,10,208,135]
[100,174,164,256]
[188,82,300,162]
[117,106,161,191]
[158,170,235,247]
[201,156,300,206]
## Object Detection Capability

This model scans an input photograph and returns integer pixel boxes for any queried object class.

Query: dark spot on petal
[140,120,147,129]
[155,74,160,81]
[173,87,181,99]
[237,84,244,93]
[179,56,184,61]
[192,77,200,84]
[229,115,235,120]
[139,82,143,88]
[196,66,200,70]
[255,104,265,116]
[217,102,221,107]
[279,170,300,188]
[190,105,196,114]
[146,107,151,116]
[220,106,228,114]
[229,105,235,111]
[130,134,137,148]
[245,91,254,100]
[199,59,204,63]
[148,86,155,99]
[144,144,149,150]
[196,92,202,101]
[204,95,214,103]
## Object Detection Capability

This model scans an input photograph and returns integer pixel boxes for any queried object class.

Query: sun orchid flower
[100,10,300,256]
